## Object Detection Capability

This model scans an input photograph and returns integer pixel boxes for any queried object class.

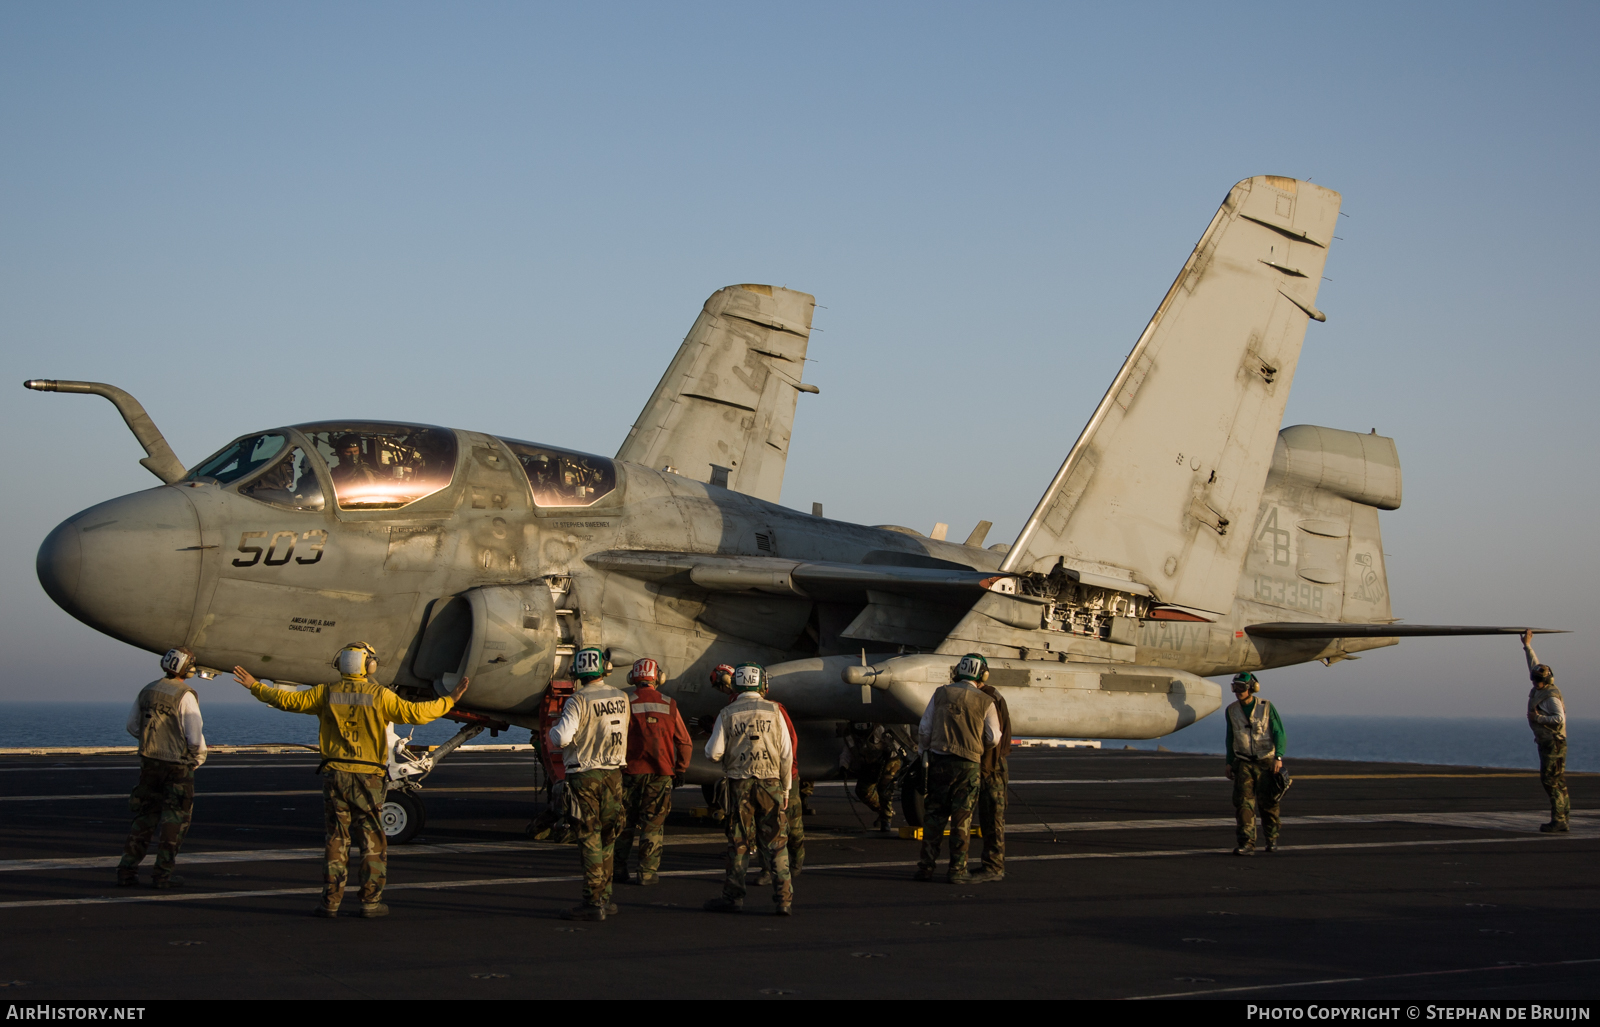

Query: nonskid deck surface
[1,749,1594,1000]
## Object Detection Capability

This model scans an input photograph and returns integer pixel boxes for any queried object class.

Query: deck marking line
[1127,956,1600,1000]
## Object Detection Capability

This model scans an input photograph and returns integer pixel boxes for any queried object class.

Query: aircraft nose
[37,487,203,652]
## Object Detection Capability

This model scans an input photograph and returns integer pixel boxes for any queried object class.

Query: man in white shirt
[1522,631,1569,832]
[548,646,630,921]
[703,664,795,916]
[117,647,208,888]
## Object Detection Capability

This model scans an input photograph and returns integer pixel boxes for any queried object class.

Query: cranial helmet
[628,658,661,687]
[1231,672,1260,693]
[335,642,379,678]
[571,646,610,682]
[954,653,989,683]
[710,663,736,694]
[161,647,196,679]
[1534,664,1555,685]
[733,663,765,693]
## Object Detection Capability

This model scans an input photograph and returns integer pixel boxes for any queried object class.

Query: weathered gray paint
[29,177,1558,785]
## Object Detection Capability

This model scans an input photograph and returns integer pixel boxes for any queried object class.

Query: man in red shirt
[615,659,693,886]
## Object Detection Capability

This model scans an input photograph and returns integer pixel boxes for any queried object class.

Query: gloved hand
[673,773,685,788]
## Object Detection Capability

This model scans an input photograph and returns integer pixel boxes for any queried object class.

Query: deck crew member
[754,676,804,885]
[974,671,1013,883]
[847,725,906,832]
[1224,672,1286,855]
[914,654,1001,884]
[1522,631,1569,832]
[118,647,208,889]
[548,646,630,920]
[703,663,794,915]
[234,644,466,917]
[616,658,692,886]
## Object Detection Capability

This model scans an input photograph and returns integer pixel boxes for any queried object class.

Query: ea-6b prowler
[30,176,1552,833]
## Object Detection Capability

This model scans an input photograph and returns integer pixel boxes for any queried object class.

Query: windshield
[298,422,458,510]
[239,448,325,511]
[500,439,617,507]
[185,433,287,485]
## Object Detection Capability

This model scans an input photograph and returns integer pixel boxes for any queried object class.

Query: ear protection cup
[954,653,988,682]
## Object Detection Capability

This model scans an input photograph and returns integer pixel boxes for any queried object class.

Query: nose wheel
[381,789,426,844]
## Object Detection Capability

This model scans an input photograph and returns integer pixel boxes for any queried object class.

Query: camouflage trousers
[323,771,387,908]
[118,757,194,881]
[759,778,805,878]
[1232,758,1281,847]
[723,777,792,906]
[856,754,905,824]
[919,754,981,874]
[566,768,624,907]
[616,773,674,878]
[1539,739,1570,826]
[978,760,1008,873]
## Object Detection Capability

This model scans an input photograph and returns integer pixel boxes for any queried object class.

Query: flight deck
[1,747,1594,1001]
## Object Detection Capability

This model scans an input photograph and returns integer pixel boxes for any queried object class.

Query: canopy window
[298,422,458,510]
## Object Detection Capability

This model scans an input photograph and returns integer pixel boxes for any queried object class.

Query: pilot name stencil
[288,616,336,634]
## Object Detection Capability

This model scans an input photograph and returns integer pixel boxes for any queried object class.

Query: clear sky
[2,2,1595,716]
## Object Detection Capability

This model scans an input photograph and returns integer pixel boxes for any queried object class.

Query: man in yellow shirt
[234,643,468,918]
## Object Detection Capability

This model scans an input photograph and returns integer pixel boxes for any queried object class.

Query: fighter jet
[28,176,1554,836]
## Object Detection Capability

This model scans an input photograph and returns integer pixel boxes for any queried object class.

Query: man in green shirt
[1223,672,1286,856]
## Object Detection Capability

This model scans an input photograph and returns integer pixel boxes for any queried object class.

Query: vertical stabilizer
[1002,177,1341,614]
[617,284,816,503]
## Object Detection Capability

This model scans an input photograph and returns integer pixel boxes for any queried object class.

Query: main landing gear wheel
[382,790,425,844]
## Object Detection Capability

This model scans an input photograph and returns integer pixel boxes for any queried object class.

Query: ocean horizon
[0,702,1589,773]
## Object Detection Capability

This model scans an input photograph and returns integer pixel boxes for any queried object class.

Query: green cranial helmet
[732,663,765,693]
[1231,672,1260,692]
[571,646,609,682]
[954,653,989,682]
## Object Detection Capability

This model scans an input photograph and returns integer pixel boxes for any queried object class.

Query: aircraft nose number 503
[232,529,328,567]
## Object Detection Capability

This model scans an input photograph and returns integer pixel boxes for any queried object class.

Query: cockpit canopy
[499,439,617,507]
[298,422,458,510]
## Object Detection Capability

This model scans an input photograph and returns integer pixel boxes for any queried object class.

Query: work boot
[913,867,935,882]
[1541,821,1570,833]
[312,905,339,918]
[151,874,185,889]
[359,902,389,918]
[605,902,619,916]
[1233,844,1255,857]
[1264,839,1279,852]
[874,816,892,833]
[703,897,743,914]
[638,873,659,886]
[116,871,139,888]
[752,869,773,887]
[968,868,1005,884]
[946,869,971,885]
[803,803,818,817]
[560,904,606,922]
[774,904,792,916]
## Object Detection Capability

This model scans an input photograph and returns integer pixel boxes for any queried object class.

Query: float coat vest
[557,683,630,773]
[136,677,198,765]
[1528,684,1567,745]
[623,685,692,777]
[715,697,788,780]
[1227,698,1278,760]
[929,684,995,763]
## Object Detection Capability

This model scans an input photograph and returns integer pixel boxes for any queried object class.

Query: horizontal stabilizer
[1247,623,1566,639]
[586,549,1010,603]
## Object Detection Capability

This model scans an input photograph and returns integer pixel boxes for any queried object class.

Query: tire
[381,790,425,845]
[900,763,926,828]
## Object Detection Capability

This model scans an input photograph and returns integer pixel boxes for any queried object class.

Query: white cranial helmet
[335,642,378,678]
